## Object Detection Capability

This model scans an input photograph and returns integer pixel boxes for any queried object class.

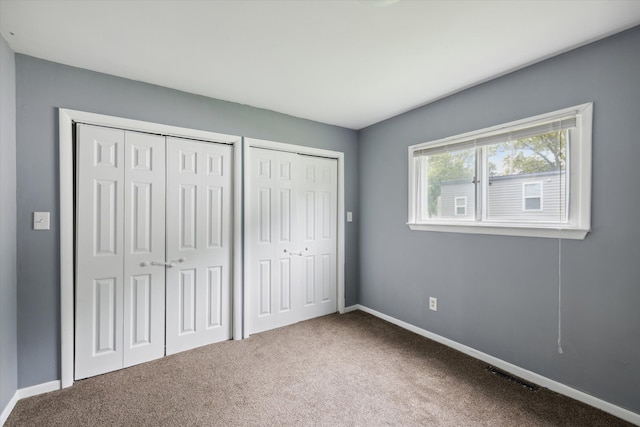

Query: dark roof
[441,170,562,185]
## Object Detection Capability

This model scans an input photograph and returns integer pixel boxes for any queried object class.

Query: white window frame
[454,196,467,216]
[407,103,592,239]
[522,182,543,212]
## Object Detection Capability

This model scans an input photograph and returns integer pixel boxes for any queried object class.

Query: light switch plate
[34,212,50,230]
[347,212,353,222]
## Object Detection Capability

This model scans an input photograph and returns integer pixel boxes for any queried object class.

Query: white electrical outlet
[429,297,438,311]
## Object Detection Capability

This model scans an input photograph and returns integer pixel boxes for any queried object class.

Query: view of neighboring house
[438,170,567,222]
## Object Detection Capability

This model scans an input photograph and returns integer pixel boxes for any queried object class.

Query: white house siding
[439,171,566,221]
[439,180,475,219]
[487,172,566,221]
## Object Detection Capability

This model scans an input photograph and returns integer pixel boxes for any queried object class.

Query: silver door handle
[140,258,187,268]
[169,257,187,267]
[283,249,303,256]
[140,261,164,267]
[151,260,173,267]
[138,261,172,267]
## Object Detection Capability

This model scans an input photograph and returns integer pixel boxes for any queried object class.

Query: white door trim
[59,108,242,388]
[242,137,346,338]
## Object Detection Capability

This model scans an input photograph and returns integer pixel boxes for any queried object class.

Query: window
[455,197,467,216]
[522,182,542,211]
[408,103,592,239]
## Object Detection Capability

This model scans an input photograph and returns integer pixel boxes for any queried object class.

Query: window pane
[525,197,541,211]
[418,148,475,220]
[524,182,541,197]
[486,130,567,222]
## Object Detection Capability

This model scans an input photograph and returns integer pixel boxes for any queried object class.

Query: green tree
[426,149,474,217]
[502,131,566,175]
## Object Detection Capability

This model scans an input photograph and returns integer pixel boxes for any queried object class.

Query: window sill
[407,222,589,240]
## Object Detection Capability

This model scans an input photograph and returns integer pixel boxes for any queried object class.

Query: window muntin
[408,103,592,239]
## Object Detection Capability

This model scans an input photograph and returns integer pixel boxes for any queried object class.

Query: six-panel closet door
[75,125,233,380]
[297,154,338,323]
[75,124,336,378]
[75,124,166,380]
[247,147,338,335]
[165,137,232,355]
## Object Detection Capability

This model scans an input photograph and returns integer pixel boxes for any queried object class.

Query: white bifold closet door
[75,124,166,380]
[247,147,337,335]
[165,138,232,355]
[75,125,232,380]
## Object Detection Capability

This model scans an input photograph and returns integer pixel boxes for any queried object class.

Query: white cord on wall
[557,230,564,354]
[557,130,564,355]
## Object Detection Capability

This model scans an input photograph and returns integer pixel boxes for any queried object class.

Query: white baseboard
[17,380,61,400]
[349,304,640,426]
[1,380,61,425]
[343,304,359,313]
[1,392,18,426]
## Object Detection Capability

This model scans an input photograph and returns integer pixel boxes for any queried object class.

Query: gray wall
[0,34,18,411]
[358,26,640,414]
[15,54,359,388]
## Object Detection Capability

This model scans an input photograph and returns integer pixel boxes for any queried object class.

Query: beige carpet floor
[6,310,632,426]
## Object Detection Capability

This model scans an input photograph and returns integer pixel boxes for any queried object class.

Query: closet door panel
[123,131,166,368]
[75,124,125,380]
[166,138,232,355]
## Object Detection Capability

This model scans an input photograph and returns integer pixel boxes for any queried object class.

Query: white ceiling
[1,1,640,130]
